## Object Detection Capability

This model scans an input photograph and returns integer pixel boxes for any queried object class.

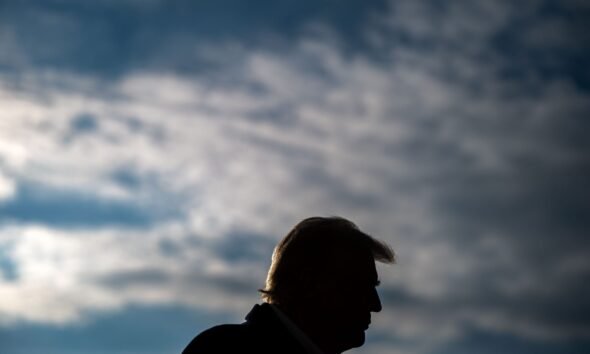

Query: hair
[259,216,395,304]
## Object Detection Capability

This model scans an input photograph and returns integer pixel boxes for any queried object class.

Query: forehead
[332,252,379,283]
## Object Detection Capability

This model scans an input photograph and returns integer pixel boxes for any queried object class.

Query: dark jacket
[182,303,309,354]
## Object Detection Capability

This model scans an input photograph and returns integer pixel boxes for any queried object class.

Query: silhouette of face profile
[311,250,382,353]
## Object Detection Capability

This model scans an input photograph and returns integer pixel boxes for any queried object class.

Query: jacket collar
[268,304,325,354]
[245,303,321,354]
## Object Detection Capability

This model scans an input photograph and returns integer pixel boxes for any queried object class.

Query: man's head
[260,216,395,353]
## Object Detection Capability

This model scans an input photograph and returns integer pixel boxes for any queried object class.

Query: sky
[0,0,589,353]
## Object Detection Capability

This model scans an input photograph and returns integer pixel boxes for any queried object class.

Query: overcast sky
[1,1,589,354]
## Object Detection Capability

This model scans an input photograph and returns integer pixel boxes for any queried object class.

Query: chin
[343,330,366,349]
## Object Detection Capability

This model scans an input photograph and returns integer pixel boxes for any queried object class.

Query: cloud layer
[1,1,589,353]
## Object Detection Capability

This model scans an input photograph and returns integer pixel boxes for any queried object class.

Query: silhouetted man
[182,216,395,354]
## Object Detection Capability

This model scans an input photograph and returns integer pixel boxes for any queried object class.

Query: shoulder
[182,324,252,353]
[181,304,306,354]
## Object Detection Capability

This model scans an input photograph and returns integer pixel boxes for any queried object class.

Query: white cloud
[0,171,16,201]
[0,223,265,325]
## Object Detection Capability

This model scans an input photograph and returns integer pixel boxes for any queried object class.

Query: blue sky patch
[0,246,18,282]
[0,182,171,228]
[0,304,237,354]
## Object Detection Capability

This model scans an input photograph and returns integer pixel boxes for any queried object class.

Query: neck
[275,303,341,354]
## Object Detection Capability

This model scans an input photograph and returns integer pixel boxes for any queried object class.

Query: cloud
[0,1,589,353]
[0,172,16,201]
[0,223,266,325]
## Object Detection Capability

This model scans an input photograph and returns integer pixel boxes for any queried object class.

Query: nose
[369,287,382,312]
